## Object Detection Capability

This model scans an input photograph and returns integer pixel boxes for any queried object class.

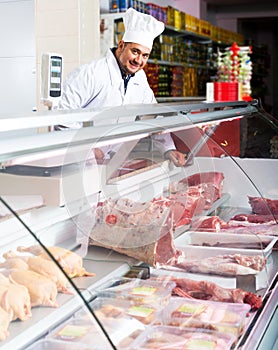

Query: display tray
[174,231,277,258]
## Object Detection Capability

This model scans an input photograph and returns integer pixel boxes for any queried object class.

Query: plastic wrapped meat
[89,198,183,266]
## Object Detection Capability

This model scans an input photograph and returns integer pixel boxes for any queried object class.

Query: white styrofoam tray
[174,231,277,258]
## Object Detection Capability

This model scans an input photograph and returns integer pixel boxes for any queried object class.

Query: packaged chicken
[47,317,112,349]
[161,297,250,339]
[95,277,175,309]
[74,297,150,348]
[76,296,161,327]
[25,339,98,349]
[130,325,236,350]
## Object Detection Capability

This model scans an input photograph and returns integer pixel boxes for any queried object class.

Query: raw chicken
[0,257,28,270]
[1,251,72,293]
[0,273,31,321]
[10,270,58,308]
[0,306,10,341]
[27,256,73,294]
[17,245,95,278]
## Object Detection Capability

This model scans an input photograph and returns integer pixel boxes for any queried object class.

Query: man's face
[116,41,150,75]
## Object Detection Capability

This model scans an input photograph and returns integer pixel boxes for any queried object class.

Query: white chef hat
[122,8,165,50]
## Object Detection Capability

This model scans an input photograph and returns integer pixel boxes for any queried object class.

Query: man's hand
[94,147,105,160]
[164,150,186,167]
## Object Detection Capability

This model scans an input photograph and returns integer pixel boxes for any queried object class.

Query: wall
[0,0,100,115]
[0,0,36,115]
[35,0,100,111]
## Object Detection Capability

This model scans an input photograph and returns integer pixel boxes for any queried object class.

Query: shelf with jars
[100,3,245,99]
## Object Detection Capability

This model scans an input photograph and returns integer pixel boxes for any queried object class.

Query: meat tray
[25,339,99,349]
[174,231,277,258]
[46,316,115,349]
[130,325,236,350]
[160,296,250,339]
[94,277,175,309]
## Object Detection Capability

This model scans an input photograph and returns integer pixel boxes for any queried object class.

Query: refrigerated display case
[0,99,277,349]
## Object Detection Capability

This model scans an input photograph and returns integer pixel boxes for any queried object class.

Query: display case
[0,99,277,349]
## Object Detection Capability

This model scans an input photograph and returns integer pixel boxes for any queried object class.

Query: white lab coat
[59,49,176,154]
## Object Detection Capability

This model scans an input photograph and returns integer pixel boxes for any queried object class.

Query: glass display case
[0,99,277,349]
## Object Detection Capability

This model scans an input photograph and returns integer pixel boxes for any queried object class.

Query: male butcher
[58,8,186,167]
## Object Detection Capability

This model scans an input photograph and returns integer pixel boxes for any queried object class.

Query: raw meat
[222,224,278,236]
[168,192,205,227]
[171,253,266,277]
[91,197,266,274]
[190,215,226,232]
[249,196,278,215]
[229,213,277,225]
[89,172,225,263]
[0,306,10,341]
[1,251,72,294]
[10,270,59,308]
[27,256,73,294]
[92,197,171,247]
[17,245,95,278]
[183,172,224,189]
[0,273,31,321]
[0,257,29,270]
[171,171,225,213]
[163,277,262,310]
[89,195,269,271]
[89,212,182,266]
[189,213,278,236]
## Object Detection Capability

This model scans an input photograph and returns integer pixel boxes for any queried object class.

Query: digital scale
[41,53,63,110]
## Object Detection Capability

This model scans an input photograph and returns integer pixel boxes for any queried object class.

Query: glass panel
[0,100,277,349]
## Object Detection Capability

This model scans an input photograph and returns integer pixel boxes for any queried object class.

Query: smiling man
[59,8,186,167]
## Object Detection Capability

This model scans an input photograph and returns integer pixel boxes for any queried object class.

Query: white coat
[59,49,176,154]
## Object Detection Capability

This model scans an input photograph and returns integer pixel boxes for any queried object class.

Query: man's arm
[152,133,186,167]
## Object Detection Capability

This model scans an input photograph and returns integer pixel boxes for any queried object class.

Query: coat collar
[106,49,135,88]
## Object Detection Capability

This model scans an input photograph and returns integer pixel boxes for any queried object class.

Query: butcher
[58,8,186,167]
